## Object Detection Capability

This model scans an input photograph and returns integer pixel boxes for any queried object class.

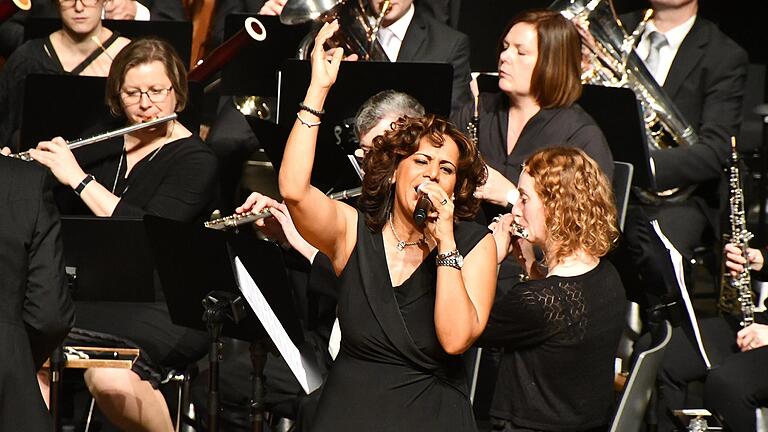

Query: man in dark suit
[372,0,471,114]
[617,0,748,306]
[0,154,75,431]
[617,0,751,429]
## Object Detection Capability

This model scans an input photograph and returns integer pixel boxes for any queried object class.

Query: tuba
[551,0,698,203]
[280,0,391,61]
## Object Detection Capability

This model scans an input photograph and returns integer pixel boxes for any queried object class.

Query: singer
[279,21,496,431]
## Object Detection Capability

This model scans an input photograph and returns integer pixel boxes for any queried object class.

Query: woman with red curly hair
[272,21,497,431]
[481,147,625,432]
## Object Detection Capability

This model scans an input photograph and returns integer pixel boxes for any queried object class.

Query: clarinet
[718,137,755,327]
[467,94,479,146]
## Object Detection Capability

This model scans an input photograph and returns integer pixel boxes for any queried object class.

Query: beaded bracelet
[297,112,322,128]
[298,102,325,117]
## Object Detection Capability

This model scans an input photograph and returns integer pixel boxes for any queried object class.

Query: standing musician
[0,0,131,150]
[21,37,217,431]
[481,147,624,432]
[279,20,496,430]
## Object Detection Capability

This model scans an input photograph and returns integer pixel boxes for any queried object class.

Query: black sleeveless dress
[308,212,489,431]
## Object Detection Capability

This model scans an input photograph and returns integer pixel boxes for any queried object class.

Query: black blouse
[479,259,625,431]
[452,92,614,183]
[75,134,218,223]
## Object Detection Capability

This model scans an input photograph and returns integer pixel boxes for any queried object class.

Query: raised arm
[278,20,356,274]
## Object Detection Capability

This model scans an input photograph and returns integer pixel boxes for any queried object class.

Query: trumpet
[206,186,363,230]
[8,114,177,161]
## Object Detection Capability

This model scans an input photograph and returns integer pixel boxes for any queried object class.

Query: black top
[452,92,614,183]
[308,212,490,431]
[78,134,219,222]
[479,259,625,431]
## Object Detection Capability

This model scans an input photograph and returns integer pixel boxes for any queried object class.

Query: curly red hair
[524,147,618,266]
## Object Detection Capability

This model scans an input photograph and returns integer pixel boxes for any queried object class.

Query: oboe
[718,137,755,327]
[8,114,177,161]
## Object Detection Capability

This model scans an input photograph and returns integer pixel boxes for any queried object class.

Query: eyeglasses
[121,87,173,104]
[59,0,101,8]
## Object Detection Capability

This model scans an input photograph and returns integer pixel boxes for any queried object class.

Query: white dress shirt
[635,14,696,86]
[377,4,415,62]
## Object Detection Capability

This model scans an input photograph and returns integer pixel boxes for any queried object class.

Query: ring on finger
[440,198,448,206]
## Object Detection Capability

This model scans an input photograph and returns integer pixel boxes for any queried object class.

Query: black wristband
[74,174,95,196]
[298,102,325,117]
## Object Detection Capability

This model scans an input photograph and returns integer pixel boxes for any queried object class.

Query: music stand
[19,74,204,152]
[143,215,306,432]
[221,14,311,97]
[270,59,453,194]
[578,84,655,190]
[23,18,192,65]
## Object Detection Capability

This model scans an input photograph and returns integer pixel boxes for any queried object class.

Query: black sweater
[479,259,625,431]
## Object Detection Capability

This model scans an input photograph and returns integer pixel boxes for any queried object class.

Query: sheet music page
[234,257,322,393]
[650,220,712,369]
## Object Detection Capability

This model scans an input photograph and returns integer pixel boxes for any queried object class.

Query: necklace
[388,215,424,251]
[111,121,173,195]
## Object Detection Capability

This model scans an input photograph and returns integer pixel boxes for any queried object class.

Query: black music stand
[51,217,157,430]
[578,84,655,191]
[143,215,308,432]
[269,59,452,194]
[19,74,204,152]
[220,14,310,97]
[24,18,192,65]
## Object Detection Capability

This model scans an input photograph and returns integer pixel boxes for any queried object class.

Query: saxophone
[718,137,755,327]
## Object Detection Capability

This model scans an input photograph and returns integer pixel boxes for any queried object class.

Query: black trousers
[656,317,768,432]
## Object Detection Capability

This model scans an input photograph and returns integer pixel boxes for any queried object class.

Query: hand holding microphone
[413,182,433,227]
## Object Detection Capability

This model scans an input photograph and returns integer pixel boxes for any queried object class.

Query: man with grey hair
[354,89,426,156]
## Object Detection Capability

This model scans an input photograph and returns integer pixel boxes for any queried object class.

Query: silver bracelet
[296,112,321,128]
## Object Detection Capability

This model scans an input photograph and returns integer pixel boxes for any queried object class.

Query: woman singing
[452,9,613,213]
[25,38,216,431]
[482,147,624,432]
[278,21,496,430]
[0,0,130,149]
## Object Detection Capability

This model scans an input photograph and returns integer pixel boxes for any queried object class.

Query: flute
[510,222,529,239]
[8,114,178,161]
[206,186,363,230]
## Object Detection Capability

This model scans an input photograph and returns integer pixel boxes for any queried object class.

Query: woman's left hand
[419,181,455,248]
[736,323,768,352]
[28,138,86,188]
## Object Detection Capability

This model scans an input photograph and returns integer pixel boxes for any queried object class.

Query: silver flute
[8,114,178,161]
[510,222,529,239]
[206,187,362,230]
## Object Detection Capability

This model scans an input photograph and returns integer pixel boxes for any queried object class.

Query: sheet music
[650,220,712,369]
[234,257,322,393]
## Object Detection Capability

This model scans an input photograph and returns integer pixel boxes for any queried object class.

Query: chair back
[612,161,633,231]
[610,320,672,432]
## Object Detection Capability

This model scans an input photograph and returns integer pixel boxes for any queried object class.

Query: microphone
[413,183,432,227]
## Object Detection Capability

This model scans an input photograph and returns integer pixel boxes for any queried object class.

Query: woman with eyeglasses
[25,38,217,432]
[0,0,130,150]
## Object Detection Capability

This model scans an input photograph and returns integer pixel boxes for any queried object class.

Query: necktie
[377,27,396,61]
[644,31,668,76]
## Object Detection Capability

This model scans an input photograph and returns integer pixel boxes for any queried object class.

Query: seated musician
[0,0,131,150]
[24,37,217,431]
[481,147,625,432]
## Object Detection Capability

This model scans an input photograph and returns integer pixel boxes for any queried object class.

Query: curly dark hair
[524,147,619,266]
[359,114,487,232]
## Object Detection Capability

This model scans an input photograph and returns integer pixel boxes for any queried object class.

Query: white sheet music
[650,220,712,369]
[234,257,322,394]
